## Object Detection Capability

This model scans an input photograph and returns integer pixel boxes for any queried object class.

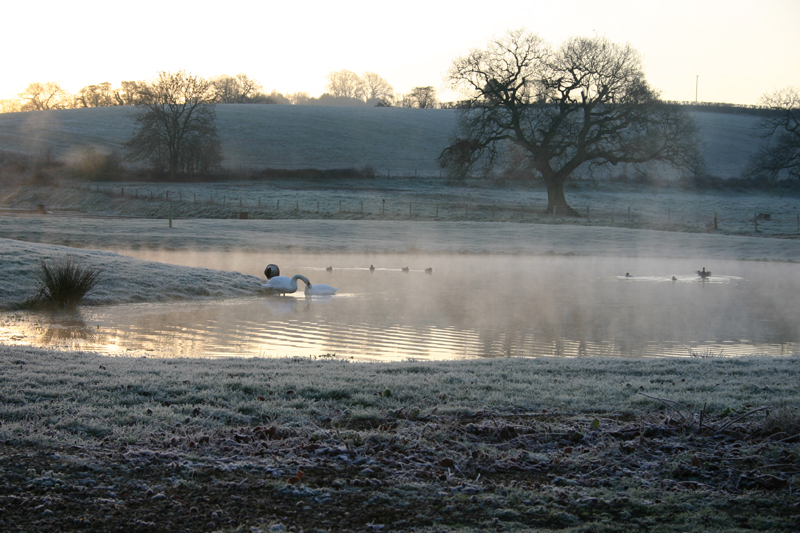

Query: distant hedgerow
[33,256,102,309]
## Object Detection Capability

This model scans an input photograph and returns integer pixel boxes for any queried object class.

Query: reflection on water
[2,253,799,360]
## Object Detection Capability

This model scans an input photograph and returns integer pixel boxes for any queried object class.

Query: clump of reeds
[33,256,102,309]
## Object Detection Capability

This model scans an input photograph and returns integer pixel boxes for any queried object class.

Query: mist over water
[4,251,799,360]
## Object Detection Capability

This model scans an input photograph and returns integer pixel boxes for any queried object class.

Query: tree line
[0,71,442,113]
[4,31,798,210]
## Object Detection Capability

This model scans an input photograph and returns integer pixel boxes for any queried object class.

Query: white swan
[264,264,280,280]
[305,283,339,296]
[262,274,311,295]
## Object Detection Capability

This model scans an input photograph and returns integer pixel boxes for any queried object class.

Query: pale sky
[2,0,798,106]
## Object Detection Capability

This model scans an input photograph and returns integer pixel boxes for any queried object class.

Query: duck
[264,264,280,280]
[262,274,311,296]
[697,267,712,279]
[326,266,333,272]
[402,267,410,273]
[424,268,433,274]
[305,283,339,296]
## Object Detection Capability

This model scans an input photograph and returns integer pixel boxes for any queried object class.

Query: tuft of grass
[686,346,724,358]
[33,255,102,309]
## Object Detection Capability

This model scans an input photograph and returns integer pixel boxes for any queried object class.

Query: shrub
[33,256,102,309]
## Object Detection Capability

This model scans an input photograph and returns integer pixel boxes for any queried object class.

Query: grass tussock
[31,255,102,309]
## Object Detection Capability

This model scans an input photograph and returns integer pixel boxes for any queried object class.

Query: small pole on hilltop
[168,203,173,228]
[382,199,385,215]
[714,211,718,230]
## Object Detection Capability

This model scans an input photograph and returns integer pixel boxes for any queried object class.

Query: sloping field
[0,105,760,178]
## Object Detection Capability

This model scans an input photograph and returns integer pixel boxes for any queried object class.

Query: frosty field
[1,105,799,531]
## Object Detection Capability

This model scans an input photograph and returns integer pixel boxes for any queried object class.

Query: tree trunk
[543,174,580,216]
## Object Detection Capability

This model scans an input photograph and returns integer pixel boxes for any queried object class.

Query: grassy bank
[1,345,798,531]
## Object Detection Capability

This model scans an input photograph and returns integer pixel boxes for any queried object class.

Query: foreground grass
[1,346,798,532]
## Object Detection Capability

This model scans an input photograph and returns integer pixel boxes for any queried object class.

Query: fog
[6,250,796,361]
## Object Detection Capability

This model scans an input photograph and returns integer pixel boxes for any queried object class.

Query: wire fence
[75,182,800,236]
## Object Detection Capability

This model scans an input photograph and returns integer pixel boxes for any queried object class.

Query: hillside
[0,104,760,178]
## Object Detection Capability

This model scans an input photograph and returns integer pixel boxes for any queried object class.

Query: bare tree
[749,86,800,182]
[439,30,702,214]
[402,86,438,109]
[114,81,149,106]
[125,71,222,178]
[211,73,269,103]
[287,92,311,105]
[18,82,70,110]
[362,72,394,104]
[326,70,365,100]
[75,82,117,107]
[0,99,22,113]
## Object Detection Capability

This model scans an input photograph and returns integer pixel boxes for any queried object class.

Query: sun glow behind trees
[0,0,798,107]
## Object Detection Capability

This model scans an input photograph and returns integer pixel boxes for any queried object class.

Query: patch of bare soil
[1,409,797,532]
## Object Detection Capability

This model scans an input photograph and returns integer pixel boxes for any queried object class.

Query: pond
[2,251,799,360]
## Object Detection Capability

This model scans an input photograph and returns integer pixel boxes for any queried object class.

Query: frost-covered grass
[0,105,764,177]
[3,175,800,237]
[1,344,797,449]
[0,238,262,310]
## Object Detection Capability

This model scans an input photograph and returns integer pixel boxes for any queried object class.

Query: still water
[3,252,799,360]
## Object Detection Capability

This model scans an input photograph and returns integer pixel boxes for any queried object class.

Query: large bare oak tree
[439,30,703,214]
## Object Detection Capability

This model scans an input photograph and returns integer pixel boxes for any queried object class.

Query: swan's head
[265,264,280,280]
